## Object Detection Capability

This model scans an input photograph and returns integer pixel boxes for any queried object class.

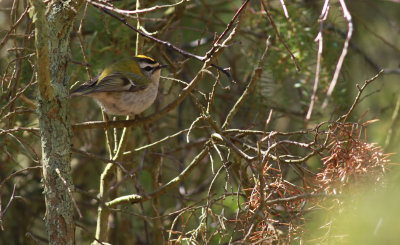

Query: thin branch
[261,1,300,72]
[384,68,400,74]
[325,23,380,72]
[322,0,353,108]
[0,78,36,118]
[75,223,106,245]
[279,0,289,19]
[306,0,329,122]
[0,6,29,50]
[88,0,187,15]
[0,166,42,192]
[264,193,336,205]
[55,168,83,219]
[133,128,189,152]
[210,0,251,52]
[338,70,383,122]
[0,184,16,218]
[186,116,203,143]
[25,232,47,245]
[93,6,202,60]
[106,146,209,207]
[0,127,40,136]
[90,1,243,79]
[354,13,400,54]
[71,148,132,177]
[222,37,271,129]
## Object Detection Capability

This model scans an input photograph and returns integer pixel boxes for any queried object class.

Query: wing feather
[70,72,150,96]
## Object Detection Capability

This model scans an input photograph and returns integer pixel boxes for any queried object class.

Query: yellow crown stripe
[136,55,155,62]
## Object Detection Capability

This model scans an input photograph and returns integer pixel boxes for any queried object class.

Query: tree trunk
[30,0,84,244]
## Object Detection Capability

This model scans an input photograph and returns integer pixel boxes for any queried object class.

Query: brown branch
[0,127,40,136]
[0,6,29,50]
[93,5,203,60]
[305,0,329,122]
[264,193,336,205]
[75,223,106,245]
[338,70,383,122]
[0,78,36,118]
[55,168,83,219]
[89,1,246,79]
[0,184,17,221]
[0,166,42,192]
[210,0,251,51]
[88,0,186,15]
[322,0,353,108]
[106,146,209,207]
[72,148,133,177]
[222,37,271,129]
[261,1,301,72]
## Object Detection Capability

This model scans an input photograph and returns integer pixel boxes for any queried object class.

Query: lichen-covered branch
[30,0,84,244]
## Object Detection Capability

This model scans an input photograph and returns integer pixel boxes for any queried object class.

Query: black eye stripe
[143,66,153,71]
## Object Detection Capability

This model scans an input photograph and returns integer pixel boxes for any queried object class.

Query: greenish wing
[92,72,150,93]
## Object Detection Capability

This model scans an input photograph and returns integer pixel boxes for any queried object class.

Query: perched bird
[70,55,166,116]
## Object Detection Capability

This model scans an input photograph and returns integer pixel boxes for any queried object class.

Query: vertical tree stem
[30,0,83,244]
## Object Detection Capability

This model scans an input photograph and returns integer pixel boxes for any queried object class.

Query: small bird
[70,55,167,116]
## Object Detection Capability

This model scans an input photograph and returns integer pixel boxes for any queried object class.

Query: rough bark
[30,0,84,244]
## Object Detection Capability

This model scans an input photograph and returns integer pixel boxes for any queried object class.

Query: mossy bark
[30,0,84,244]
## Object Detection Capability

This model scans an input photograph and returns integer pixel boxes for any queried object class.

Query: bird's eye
[143,66,153,72]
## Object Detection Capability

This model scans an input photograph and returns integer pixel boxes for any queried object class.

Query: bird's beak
[157,64,168,70]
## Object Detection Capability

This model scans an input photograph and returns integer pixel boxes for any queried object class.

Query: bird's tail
[69,85,93,98]
[69,75,99,98]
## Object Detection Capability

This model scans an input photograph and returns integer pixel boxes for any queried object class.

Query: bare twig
[92,6,201,59]
[264,193,335,205]
[0,78,36,118]
[222,37,271,129]
[210,0,251,52]
[306,0,329,122]
[75,223,106,245]
[0,166,42,192]
[55,168,83,219]
[71,148,132,177]
[261,1,300,72]
[0,127,40,136]
[88,0,187,15]
[25,232,47,244]
[0,184,16,218]
[0,6,29,50]
[279,0,289,19]
[106,146,209,207]
[322,0,353,108]
[338,70,383,122]
[88,0,255,79]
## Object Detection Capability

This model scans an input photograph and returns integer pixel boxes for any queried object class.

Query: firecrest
[70,55,167,116]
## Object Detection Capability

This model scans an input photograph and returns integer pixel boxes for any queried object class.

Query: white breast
[90,78,160,116]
